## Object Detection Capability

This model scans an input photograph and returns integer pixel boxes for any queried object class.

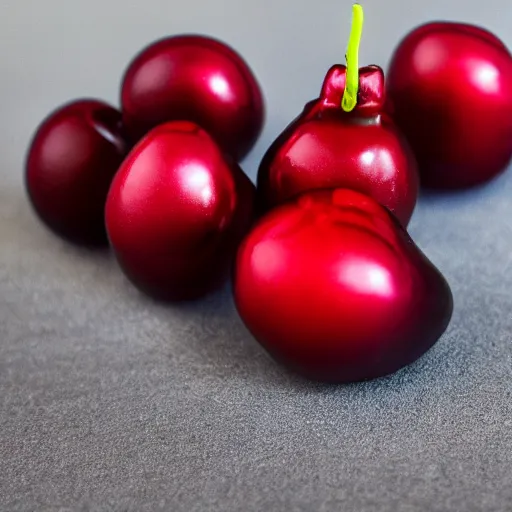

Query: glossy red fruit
[120,34,265,161]
[105,120,255,301]
[25,99,129,245]
[387,22,512,189]
[257,65,419,226]
[234,188,453,383]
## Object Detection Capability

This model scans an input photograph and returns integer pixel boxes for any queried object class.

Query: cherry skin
[105,120,256,301]
[25,99,129,246]
[233,188,453,383]
[120,34,265,161]
[257,65,419,226]
[387,22,512,189]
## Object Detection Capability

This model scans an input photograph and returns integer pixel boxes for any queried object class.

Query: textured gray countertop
[1,0,512,510]
[3,166,512,512]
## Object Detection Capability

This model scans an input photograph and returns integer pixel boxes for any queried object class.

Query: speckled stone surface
[1,0,512,510]
[3,164,512,511]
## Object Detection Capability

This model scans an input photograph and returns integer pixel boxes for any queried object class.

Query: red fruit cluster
[26,35,263,299]
[25,6,512,383]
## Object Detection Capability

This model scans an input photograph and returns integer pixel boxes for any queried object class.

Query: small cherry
[25,99,129,246]
[234,188,453,383]
[105,120,256,301]
[387,21,512,189]
[120,34,265,161]
[257,4,419,226]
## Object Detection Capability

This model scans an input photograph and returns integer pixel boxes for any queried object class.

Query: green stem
[342,3,364,112]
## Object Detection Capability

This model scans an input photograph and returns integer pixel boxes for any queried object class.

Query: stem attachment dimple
[342,3,364,112]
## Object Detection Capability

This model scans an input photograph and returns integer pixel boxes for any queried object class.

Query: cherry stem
[342,3,364,112]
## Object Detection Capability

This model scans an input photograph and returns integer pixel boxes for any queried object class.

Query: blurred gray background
[1,1,512,511]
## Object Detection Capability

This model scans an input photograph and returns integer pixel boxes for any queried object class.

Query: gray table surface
[1,1,512,511]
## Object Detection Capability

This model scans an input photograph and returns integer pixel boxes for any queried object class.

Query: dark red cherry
[120,34,265,161]
[105,120,256,301]
[25,99,129,246]
[234,188,453,383]
[387,22,512,189]
[257,65,419,226]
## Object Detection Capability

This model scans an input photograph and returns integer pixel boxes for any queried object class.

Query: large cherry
[120,34,265,161]
[25,99,129,246]
[233,188,453,383]
[387,22,512,189]
[105,120,255,301]
[257,5,418,226]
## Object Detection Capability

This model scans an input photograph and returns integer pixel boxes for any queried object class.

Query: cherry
[105,120,256,301]
[387,21,512,189]
[25,99,129,246]
[257,5,418,226]
[120,34,265,161]
[233,188,453,383]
